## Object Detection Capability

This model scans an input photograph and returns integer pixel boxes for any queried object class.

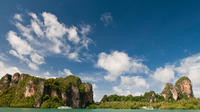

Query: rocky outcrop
[10,73,20,87]
[150,92,156,103]
[162,76,193,101]
[0,74,12,92]
[175,76,193,98]
[71,86,81,108]
[24,80,35,97]
[0,73,93,108]
[80,83,93,107]
[162,83,178,100]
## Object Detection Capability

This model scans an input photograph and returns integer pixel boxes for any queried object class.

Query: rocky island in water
[0,73,200,109]
[88,76,200,109]
[0,73,93,108]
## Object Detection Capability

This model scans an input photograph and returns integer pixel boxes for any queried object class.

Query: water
[0,108,200,112]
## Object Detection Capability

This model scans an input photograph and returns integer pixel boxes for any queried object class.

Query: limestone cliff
[162,76,193,101]
[175,76,194,98]
[0,73,93,108]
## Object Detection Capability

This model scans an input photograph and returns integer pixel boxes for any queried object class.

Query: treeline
[100,91,164,103]
[87,91,199,109]
[87,98,200,109]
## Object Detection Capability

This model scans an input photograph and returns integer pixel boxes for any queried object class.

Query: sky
[1,0,200,101]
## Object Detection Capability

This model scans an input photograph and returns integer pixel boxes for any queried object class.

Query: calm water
[0,108,200,112]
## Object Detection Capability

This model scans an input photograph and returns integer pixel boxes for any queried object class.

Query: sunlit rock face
[24,80,35,97]
[162,83,176,100]
[175,76,194,98]
[162,76,194,101]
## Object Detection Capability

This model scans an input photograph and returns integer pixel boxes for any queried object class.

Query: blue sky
[1,0,200,101]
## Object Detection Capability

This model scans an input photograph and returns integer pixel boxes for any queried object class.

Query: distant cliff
[88,76,197,109]
[0,73,93,108]
[162,76,193,101]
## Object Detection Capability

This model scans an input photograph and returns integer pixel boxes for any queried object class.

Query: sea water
[0,108,200,112]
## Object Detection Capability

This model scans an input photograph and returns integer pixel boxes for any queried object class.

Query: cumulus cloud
[0,61,20,78]
[14,14,22,22]
[7,31,32,55]
[42,12,67,39]
[151,65,175,83]
[150,53,200,97]
[100,12,113,26]
[113,76,149,96]
[92,83,98,89]
[96,51,149,81]
[30,53,45,65]
[58,68,73,77]
[7,12,93,70]
[68,52,80,62]
[66,26,80,44]
[80,76,100,82]
[175,54,200,97]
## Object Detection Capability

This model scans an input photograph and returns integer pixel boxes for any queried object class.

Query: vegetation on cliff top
[88,76,198,109]
[0,73,93,108]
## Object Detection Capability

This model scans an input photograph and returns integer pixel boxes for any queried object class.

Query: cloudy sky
[1,0,200,101]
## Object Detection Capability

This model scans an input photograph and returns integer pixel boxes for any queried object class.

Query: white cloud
[42,12,67,39]
[15,22,34,41]
[7,12,93,70]
[68,52,81,62]
[30,53,45,65]
[31,20,44,37]
[100,12,113,26]
[80,76,100,82]
[28,62,39,70]
[63,68,73,76]
[42,72,57,79]
[0,61,20,78]
[175,54,200,97]
[80,25,91,35]
[151,65,175,83]
[0,53,9,61]
[97,51,149,81]
[66,26,80,44]
[149,53,200,97]
[7,31,32,55]
[58,68,73,77]
[14,14,22,22]
[92,83,98,89]
[113,76,149,96]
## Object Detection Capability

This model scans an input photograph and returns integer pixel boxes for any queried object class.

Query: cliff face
[0,73,93,108]
[175,76,194,98]
[162,76,193,101]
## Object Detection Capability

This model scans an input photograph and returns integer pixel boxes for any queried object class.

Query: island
[88,76,200,109]
[1,73,200,109]
[0,73,93,108]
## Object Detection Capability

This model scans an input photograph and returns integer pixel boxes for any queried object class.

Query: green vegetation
[87,90,200,110]
[41,96,63,108]
[161,83,174,101]
[0,88,15,106]
[0,73,91,108]
[175,76,191,94]
[100,91,164,103]
[175,76,191,87]
[88,97,200,109]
